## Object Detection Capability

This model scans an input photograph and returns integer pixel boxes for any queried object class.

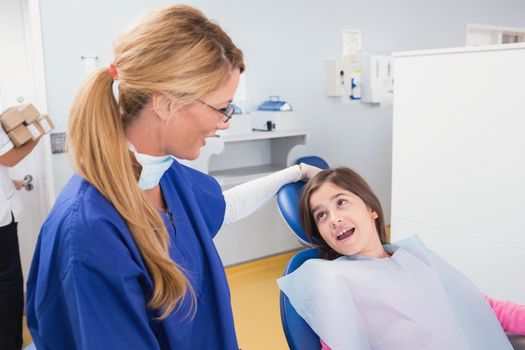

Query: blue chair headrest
[295,156,329,170]
[277,156,329,245]
[277,182,310,245]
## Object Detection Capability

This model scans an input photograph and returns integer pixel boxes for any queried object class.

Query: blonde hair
[68,5,244,319]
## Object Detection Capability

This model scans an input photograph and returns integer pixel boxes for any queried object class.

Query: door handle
[22,174,33,191]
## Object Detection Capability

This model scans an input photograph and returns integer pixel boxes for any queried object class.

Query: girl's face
[163,69,240,160]
[309,182,386,258]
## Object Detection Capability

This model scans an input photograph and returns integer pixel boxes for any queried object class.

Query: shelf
[218,129,308,143]
[200,127,308,267]
[210,164,285,187]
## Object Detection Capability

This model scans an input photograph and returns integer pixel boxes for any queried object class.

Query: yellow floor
[226,251,297,350]
[23,316,31,348]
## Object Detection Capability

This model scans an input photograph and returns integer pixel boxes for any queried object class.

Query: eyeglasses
[198,99,235,123]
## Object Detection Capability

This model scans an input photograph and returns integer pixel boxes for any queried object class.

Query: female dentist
[26,5,318,350]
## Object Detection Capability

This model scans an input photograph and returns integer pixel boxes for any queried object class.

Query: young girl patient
[278,167,525,350]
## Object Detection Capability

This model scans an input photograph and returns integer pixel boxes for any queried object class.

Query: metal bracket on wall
[50,132,67,154]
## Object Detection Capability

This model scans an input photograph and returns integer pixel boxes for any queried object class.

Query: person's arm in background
[12,179,24,190]
[485,294,525,335]
[0,138,40,167]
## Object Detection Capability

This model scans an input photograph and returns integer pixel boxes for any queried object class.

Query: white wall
[39,0,525,222]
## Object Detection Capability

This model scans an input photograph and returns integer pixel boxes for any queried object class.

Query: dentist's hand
[298,163,323,181]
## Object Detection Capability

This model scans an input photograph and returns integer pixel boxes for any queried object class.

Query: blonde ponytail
[68,69,191,318]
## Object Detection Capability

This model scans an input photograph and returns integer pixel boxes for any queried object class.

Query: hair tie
[108,63,118,80]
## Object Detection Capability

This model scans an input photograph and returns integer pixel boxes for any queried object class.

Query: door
[0,0,54,288]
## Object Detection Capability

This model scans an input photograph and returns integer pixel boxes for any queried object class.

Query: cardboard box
[0,107,25,132]
[36,115,55,134]
[18,103,40,124]
[7,124,32,147]
[26,122,44,140]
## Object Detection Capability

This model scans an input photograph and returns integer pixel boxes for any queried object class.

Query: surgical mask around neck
[128,142,174,190]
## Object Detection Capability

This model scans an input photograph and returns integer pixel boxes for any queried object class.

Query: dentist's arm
[222,163,320,225]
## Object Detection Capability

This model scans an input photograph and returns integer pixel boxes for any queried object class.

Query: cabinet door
[391,45,525,303]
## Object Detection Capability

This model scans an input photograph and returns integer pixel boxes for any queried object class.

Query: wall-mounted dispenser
[325,59,361,101]
[360,52,394,106]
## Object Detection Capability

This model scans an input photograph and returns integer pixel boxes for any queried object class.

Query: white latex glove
[298,163,323,181]
[223,164,323,224]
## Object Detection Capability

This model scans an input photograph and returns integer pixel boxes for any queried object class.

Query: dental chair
[277,158,525,350]
[280,248,321,350]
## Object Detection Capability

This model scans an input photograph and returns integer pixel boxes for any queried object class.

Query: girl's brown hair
[68,5,244,319]
[299,167,388,260]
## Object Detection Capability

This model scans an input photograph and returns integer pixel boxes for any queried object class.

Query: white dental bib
[278,235,512,350]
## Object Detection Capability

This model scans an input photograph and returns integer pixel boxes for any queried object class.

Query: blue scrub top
[26,161,238,349]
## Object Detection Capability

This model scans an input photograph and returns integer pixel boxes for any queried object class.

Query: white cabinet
[391,43,525,303]
[181,129,308,265]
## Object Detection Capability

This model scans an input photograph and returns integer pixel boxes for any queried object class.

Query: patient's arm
[320,338,331,350]
[485,295,525,335]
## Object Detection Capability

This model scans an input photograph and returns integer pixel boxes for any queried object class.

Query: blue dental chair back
[277,156,328,350]
[280,248,321,350]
